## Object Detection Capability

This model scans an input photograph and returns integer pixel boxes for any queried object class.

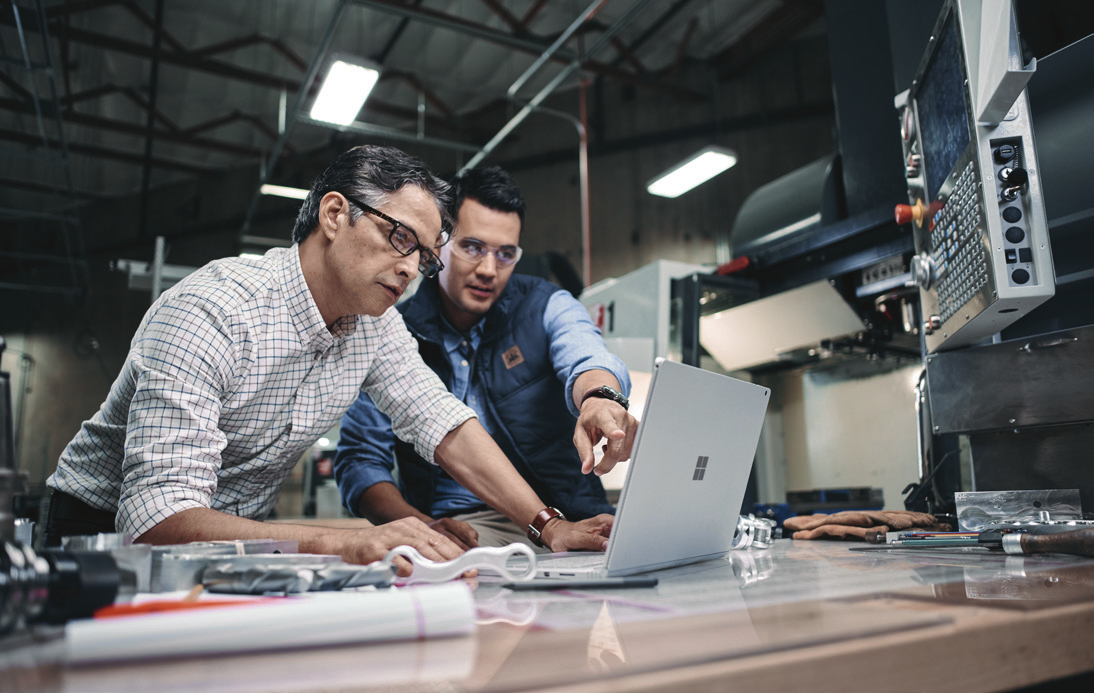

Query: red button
[895,204,914,225]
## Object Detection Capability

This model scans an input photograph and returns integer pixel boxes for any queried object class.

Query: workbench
[3,538,1094,692]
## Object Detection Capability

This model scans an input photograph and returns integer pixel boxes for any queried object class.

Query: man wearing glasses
[46,147,612,573]
[334,166,638,551]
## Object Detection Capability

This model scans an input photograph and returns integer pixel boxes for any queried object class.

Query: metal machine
[664,1,1093,518]
[579,260,709,374]
[895,0,1055,353]
[903,1,1094,515]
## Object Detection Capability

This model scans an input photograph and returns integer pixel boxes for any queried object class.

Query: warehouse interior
[3,0,1090,516]
[2,1,1094,689]
[1,0,847,504]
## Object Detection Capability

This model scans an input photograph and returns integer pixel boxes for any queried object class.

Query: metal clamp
[731,514,777,550]
[382,543,537,584]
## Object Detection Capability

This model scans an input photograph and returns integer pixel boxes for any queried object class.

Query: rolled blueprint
[65,582,475,664]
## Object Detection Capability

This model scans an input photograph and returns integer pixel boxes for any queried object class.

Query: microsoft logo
[692,455,709,481]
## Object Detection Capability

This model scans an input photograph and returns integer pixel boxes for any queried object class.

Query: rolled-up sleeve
[544,290,631,418]
[361,310,475,463]
[117,296,237,538]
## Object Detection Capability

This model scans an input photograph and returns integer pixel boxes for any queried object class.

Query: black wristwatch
[581,385,629,411]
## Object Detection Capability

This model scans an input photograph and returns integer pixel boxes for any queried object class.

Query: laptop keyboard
[537,553,606,569]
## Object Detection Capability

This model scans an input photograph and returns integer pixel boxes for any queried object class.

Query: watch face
[587,385,628,410]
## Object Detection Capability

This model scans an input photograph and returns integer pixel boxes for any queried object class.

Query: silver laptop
[535,358,770,578]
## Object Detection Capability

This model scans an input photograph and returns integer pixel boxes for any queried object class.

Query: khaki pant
[450,508,552,554]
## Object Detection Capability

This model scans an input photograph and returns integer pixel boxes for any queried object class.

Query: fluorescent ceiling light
[310,60,380,126]
[260,184,310,199]
[647,146,738,198]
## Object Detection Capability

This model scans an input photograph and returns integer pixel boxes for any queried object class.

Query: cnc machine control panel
[895,0,1054,353]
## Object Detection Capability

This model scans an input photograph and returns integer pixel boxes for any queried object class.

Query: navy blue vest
[394,274,614,520]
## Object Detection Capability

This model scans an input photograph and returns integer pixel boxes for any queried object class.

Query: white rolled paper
[65,582,475,664]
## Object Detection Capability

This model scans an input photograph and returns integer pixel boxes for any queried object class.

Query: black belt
[46,491,118,542]
[437,503,490,519]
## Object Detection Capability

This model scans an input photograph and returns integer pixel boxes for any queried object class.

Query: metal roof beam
[353,0,700,100]
[0,96,265,157]
[0,127,217,175]
[611,0,695,65]
[519,0,550,31]
[0,12,299,91]
[241,0,348,233]
[463,0,659,171]
[300,115,480,154]
[353,0,562,57]
[191,34,308,72]
[0,175,102,200]
[479,0,525,35]
[711,0,825,79]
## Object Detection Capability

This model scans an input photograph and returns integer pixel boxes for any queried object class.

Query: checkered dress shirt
[49,246,474,538]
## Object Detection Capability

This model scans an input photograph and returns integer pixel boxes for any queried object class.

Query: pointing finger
[574,427,596,474]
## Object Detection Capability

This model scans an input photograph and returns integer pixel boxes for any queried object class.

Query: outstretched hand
[574,398,638,476]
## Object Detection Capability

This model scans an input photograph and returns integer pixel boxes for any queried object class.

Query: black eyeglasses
[341,193,445,278]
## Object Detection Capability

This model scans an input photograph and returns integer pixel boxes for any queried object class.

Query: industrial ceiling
[0,0,826,296]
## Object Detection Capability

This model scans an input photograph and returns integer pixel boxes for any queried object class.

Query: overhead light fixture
[647,145,738,198]
[260,184,310,199]
[309,59,380,126]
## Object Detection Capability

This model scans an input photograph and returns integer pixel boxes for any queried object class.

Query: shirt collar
[280,245,356,349]
[439,313,484,355]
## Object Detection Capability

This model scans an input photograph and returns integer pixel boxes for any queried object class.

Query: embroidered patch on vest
[502,345,525,369]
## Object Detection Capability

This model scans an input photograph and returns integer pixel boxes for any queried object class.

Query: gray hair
[291,145,452,244]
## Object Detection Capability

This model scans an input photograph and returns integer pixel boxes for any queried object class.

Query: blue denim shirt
[431,318,490,514]
[335,285,629,518]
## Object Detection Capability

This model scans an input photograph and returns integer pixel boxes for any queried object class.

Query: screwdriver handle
[1003,529,1094,557]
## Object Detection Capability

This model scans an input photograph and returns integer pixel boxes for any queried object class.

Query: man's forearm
[357,481,434,526]
[135,505,469,571]
[433,419,546,530]
[137,506,339,555]
[435,420,612,552]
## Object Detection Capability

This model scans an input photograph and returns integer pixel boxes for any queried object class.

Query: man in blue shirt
[335,166,638,550]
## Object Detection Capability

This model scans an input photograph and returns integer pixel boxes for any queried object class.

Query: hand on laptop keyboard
[541,513,613,552]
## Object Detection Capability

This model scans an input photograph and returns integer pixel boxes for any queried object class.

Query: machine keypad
[930,161,986,324]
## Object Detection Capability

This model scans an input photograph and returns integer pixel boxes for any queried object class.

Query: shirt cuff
[414,399,477,464]
[565,359,632,418]
[343,469,397,518]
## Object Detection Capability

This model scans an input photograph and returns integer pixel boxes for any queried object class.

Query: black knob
[1012,268,1030,284]
[994,144,1017,163]
[1000,167,1029,186]
[1005,227,1025,243]
[1003,207,1023,223]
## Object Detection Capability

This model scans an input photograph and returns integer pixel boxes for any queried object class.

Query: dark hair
[449,165,525,228]
[291,145,453,244]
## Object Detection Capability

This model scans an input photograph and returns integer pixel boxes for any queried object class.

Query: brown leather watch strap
[526,507,566,548]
